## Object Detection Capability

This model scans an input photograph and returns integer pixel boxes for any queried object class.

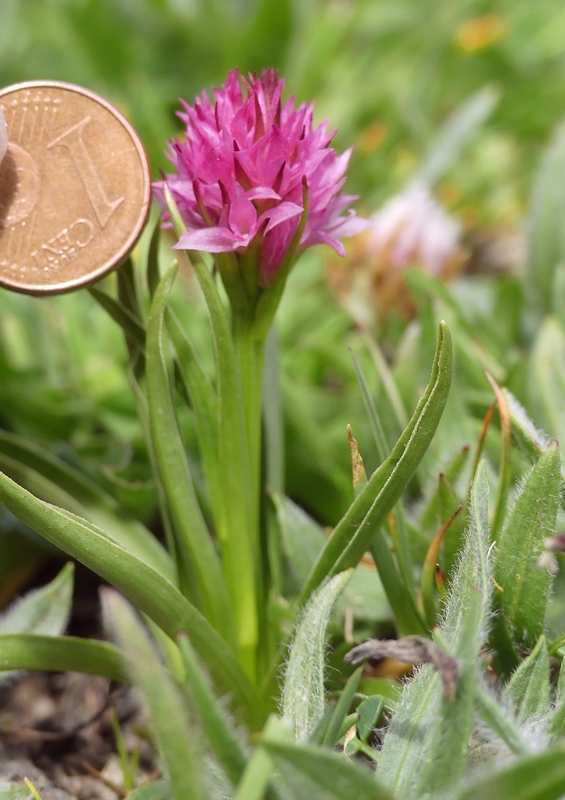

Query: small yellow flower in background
[456,14,507,53]
[357,121,389,154]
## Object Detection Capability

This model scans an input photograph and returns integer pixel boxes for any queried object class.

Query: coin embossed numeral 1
[48,116,124,228]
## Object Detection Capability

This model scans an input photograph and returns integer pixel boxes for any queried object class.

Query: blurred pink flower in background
[154,68,368,286]
[369,182,461,276]
[327,182,466,326]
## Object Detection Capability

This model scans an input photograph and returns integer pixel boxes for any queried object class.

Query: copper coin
[0,81,151,295]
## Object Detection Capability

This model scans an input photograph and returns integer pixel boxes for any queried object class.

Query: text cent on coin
[0,81,151,295]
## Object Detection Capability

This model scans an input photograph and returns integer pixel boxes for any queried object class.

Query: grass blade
[321,666,363,747]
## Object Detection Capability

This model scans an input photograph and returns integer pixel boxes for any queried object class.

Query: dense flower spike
[154,68,368,286]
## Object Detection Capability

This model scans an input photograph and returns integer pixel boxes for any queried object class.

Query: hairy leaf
[265,740,394,800]
[282,571,352,742]
[378,461,491,798]
[495,443,560,649]
[506,635,550,723]
[456,747,565,800]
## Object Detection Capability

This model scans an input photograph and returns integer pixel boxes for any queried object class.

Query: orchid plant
[3,68,565,800]
[0,67,451,727]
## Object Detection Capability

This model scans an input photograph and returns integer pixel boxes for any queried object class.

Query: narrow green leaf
[146,216,162,299]
[166,308,221,521]
[146,265,232,636]
[176,633,247,788]
[419,444,470,533]
[88,286,146,346]
[0,562,73,636]
[0,429,175,584]
[0,471,258,718]
[128,352,179,572]
[495,443,560,649]
[264,740,394,800]
[233,715,288,800]
[282,571,352,742]
[117,257,144,323]
[421,502,462,626]
[0,633,128,682]
[361,332,408,431]
[350,350,415,594]
[349,348,389,463]
[503,388,550,461]
[526,115,565,312]
[357,695,385,743]
[378,461,492,798]
[103,590,203,800]
[529,318,565,445]
[455,747,565,800]
[506,635,550,723]
[439,474,466,578]
[321,667,363,746]
[299,322,452,604]
[416,85,499,185]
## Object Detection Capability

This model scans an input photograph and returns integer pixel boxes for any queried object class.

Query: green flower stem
[232,314,265,540]
[232,311,268,675]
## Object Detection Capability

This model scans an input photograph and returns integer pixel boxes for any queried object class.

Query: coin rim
[0,80,152,296]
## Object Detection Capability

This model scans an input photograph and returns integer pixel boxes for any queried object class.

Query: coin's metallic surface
[0,81,151,295]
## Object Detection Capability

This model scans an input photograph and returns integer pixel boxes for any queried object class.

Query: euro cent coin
[0,81,151,295]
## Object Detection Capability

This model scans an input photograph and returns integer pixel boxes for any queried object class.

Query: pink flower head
[154,68,368,286]
[368,182,461,276]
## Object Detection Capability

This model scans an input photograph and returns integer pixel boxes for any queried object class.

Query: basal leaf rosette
[154,68,368,326]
